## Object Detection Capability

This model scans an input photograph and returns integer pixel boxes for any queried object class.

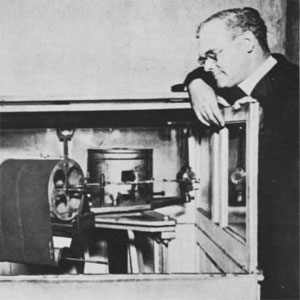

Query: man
[183,7,299,300]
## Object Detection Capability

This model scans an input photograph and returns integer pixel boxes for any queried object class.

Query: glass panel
[227,123,246,240]
[195,129,213,219]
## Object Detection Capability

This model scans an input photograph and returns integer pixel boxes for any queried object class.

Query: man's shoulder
[271,53,299,83]
[258,54,299,109]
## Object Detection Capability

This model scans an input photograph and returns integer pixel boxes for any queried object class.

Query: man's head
[196,7,270,88]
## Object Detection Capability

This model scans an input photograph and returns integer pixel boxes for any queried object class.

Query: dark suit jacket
[184,54,299,299]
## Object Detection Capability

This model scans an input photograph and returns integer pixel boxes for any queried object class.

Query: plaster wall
[0,0,287,99]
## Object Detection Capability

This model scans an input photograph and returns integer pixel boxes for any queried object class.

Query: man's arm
[188,78,225,127]
[184,67,256,127]
[184,67,229,127]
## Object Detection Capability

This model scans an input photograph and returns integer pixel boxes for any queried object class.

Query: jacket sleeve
[183,67,217,89]
[183,67,243,105]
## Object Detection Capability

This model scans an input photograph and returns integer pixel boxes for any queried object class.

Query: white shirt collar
[238,56,278,96]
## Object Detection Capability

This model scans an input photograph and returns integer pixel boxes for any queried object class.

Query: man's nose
[204,58,216,72]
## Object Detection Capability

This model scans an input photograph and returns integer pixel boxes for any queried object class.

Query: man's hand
[232,96,257,110]
[188,79,225,127]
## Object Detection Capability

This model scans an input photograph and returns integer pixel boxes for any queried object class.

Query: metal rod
[82,178,201,187]
[63,257,109,265]
[63,139,69,158]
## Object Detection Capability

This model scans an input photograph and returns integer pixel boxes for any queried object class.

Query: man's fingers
[206,108,224,127]
[196,113,210,126]
[188,79,225,127]
[212,104,225,127]
[217,96,230,107]
[205,100,225,127]
[232,102,241,110]
[233,96,257,110]
[191,100,214,126]
[194,104,224,127]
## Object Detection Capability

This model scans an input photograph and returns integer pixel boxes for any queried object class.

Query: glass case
[191,103,260,274]
[0,102,261,300]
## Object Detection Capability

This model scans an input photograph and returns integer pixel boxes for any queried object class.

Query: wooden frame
[0,102,261,300]
[194,103,260,273]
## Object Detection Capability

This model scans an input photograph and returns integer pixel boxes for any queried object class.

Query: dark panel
[0,159,58,265]
[286,0,299,64]
[0,109,198,129]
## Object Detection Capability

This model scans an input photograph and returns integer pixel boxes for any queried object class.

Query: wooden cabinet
[161,103,262,298]
[190,103,260,274]
[0,103,261,300]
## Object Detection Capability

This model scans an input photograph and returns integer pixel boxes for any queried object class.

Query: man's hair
[196,7,270,53]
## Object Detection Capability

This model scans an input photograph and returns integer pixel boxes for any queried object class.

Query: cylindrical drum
[87,148,153,207]
[0,159,85,222]
[0,158,85,269]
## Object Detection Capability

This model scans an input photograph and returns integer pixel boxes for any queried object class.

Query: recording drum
[0,158,87,267]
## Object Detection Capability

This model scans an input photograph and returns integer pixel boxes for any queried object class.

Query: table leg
[127,230,141,274]
[154,238,170,274]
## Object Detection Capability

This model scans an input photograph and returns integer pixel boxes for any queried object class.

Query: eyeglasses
[197,35,241,67]
[197,49,224,67]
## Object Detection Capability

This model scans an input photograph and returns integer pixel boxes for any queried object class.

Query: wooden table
[94,210,176,274]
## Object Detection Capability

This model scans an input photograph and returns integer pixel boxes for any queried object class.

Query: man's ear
[241,31,256,53]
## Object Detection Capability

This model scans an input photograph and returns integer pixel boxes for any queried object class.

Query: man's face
[197,20,249,88]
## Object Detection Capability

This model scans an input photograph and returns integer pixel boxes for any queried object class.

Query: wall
[0,127,187,197]
[286,0,299,64]
[0,0,286,100]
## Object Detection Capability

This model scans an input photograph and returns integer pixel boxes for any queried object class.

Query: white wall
[0,0,286,100]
